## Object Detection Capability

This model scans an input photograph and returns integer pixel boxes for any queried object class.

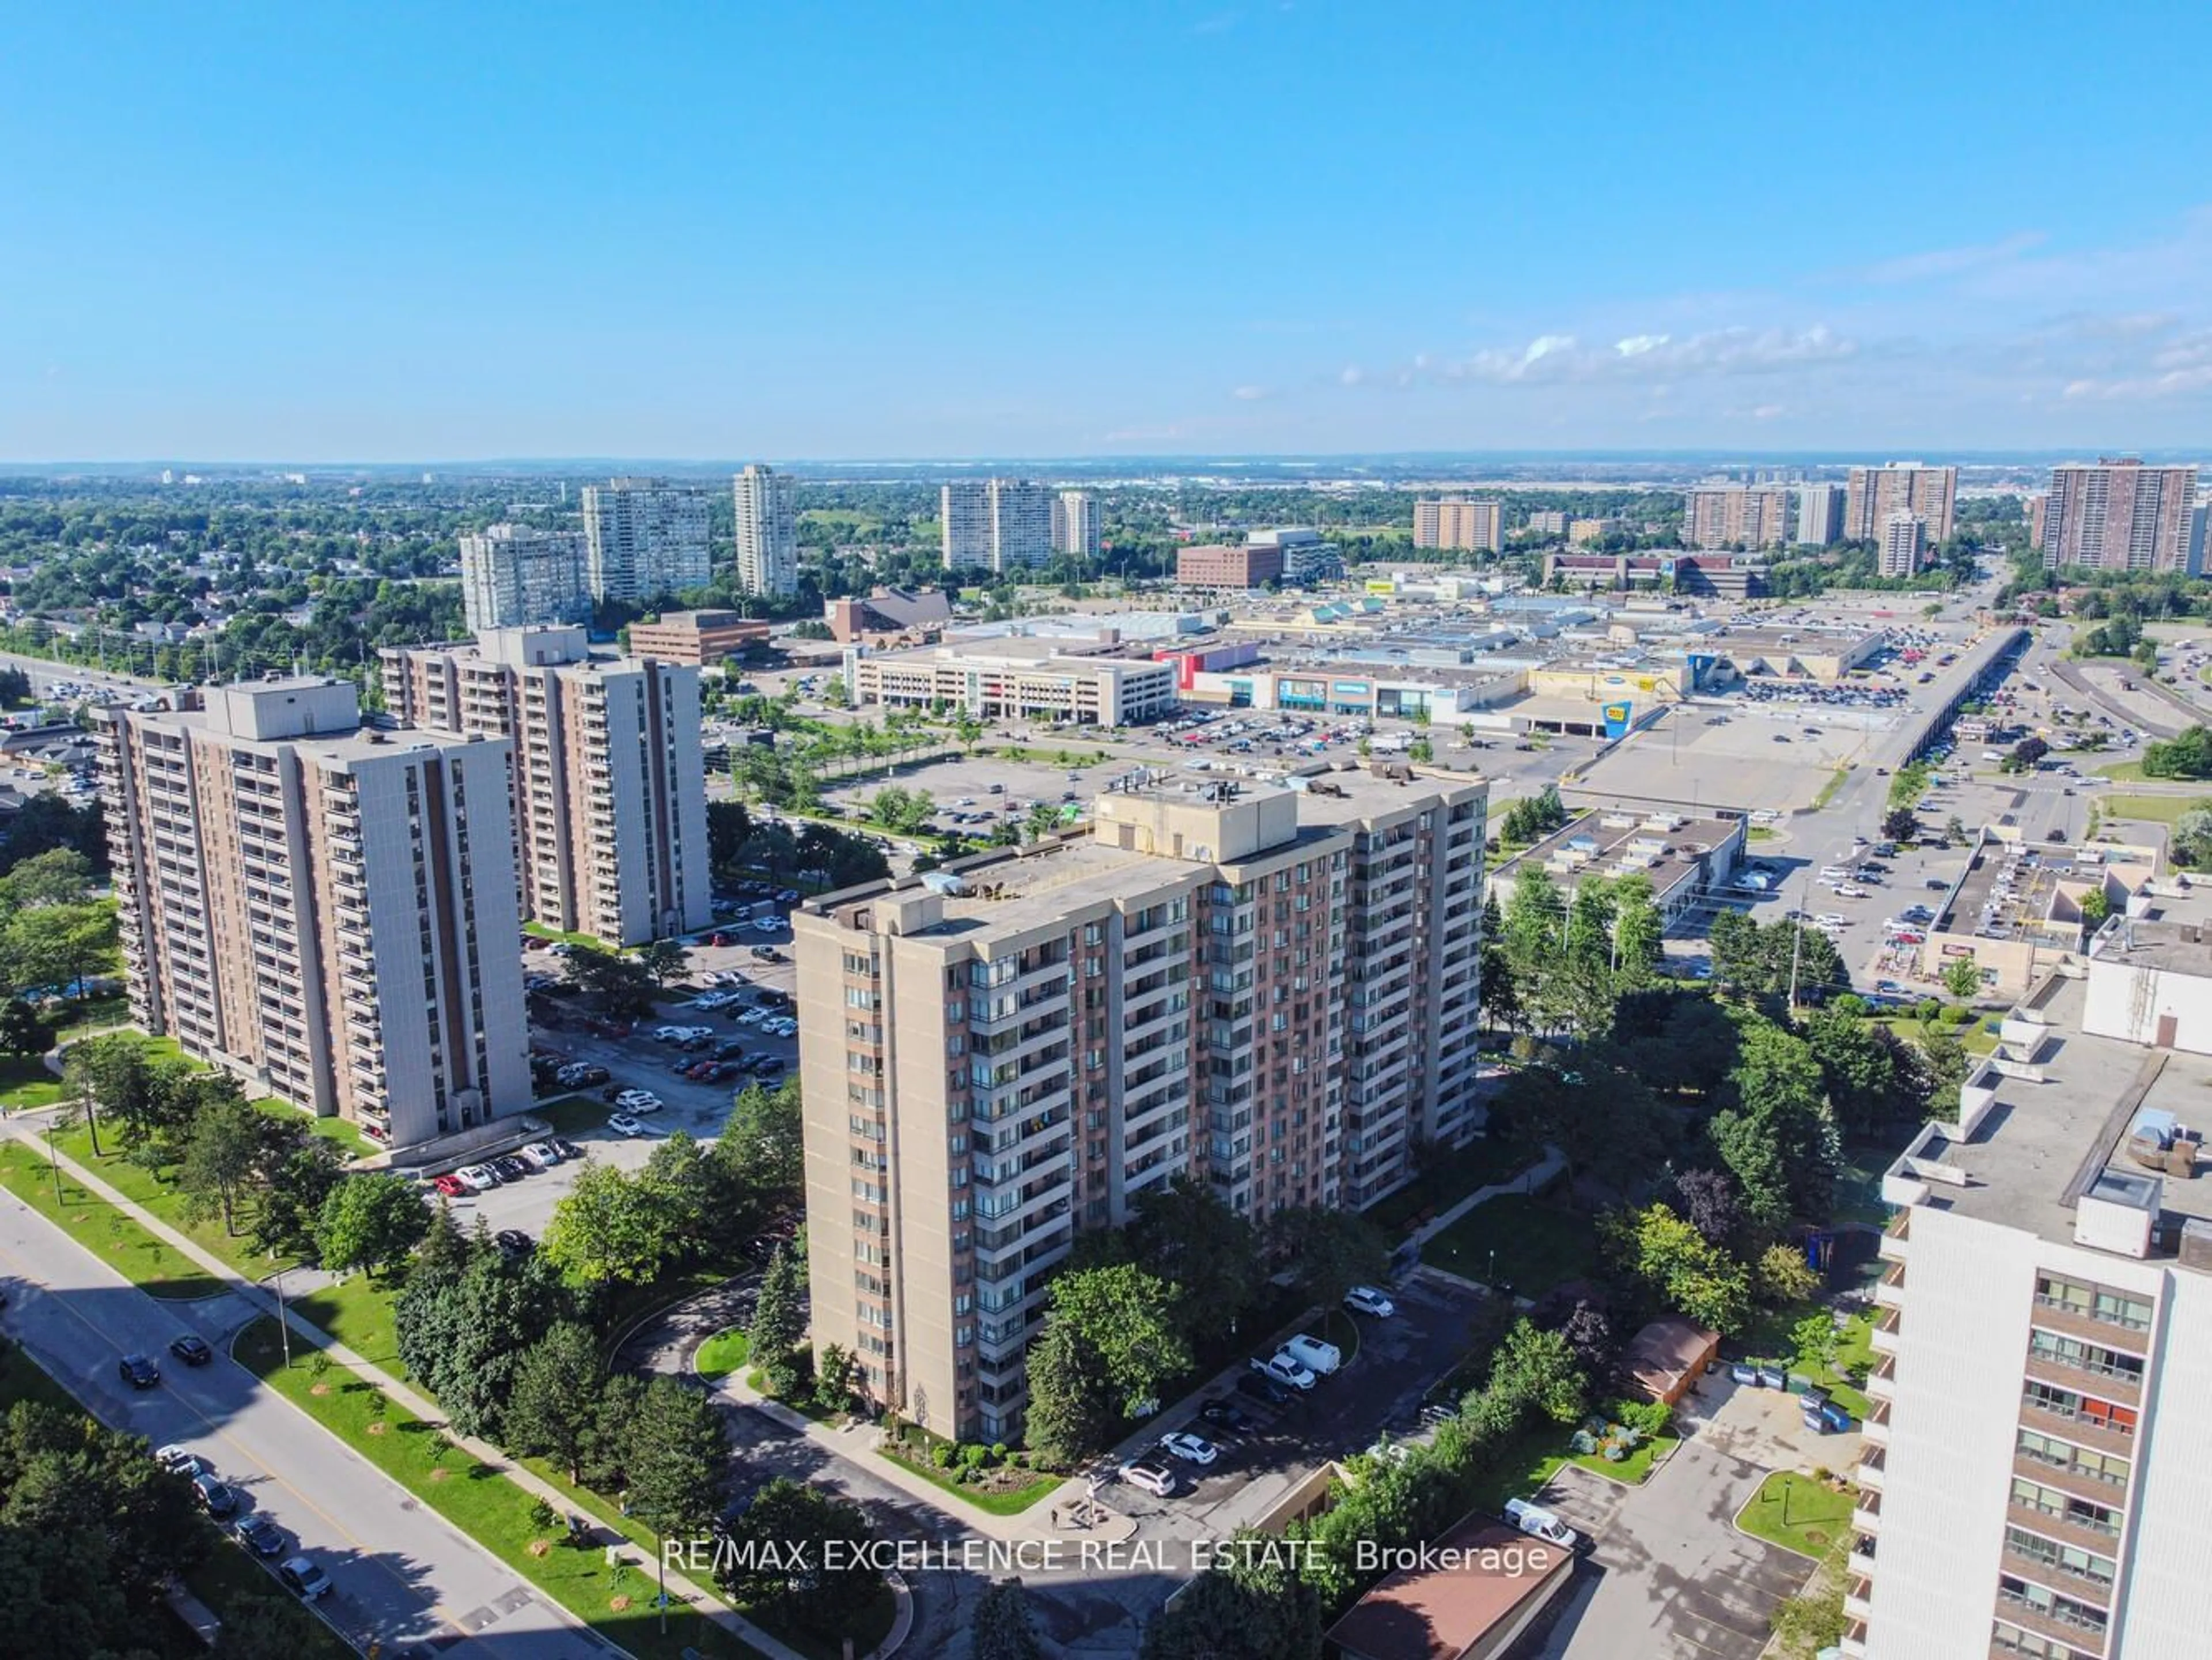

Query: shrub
[990,1440,1009,1465]
[1607,1398,1672,1438]
[930,1442,955,1470]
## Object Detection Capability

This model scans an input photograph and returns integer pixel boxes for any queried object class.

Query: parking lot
[1102,1270,1495,1542]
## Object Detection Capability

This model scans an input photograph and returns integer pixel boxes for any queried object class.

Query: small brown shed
[1624,1315,1720,1406]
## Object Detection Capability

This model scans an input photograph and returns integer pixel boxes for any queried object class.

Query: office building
[1249,527,1339,584]
[826,585,955,644]
[850,639,1177,726]
[1684,486,1792,550]
[794,765,1486,1442]
[1412,498,1505,554]
[2036,460,2200,573]
[581,477,713,601]
[1879,512,1928,578]
[458,524,590,632]
[732,464,799,600]
[1846,463,1959,544]
[1052,489,1101,559]
[941,479,1055,573]
[1855,955,2212,1660]
[1177,543,1284,589]
[100,676,529,1150]
[382,628,710,947]
[1797,483,1845,547]
[622,609,773,665]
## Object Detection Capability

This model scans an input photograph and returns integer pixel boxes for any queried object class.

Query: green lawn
[233,1318,768,1660]
[874,1441,1063,1516]
[0,1139,226,1299]
[1748,825,1779,841]
[1422,1192,1597,1296]
[0,1052,67,1110]
[1813,767,1850,811]
[2095,761,2156,783]
[536,1093,613,1136]
[1365,1136,1536,1236]
[1866,1011,1998,1058]
[695,1328,751,1379]
[1737,1470,1857,1558]
[2104,792,2210,825]
[289,1269,405,1369]
[47,993,132,1044]
[524,921,607,950]
[41,1119,279,1283]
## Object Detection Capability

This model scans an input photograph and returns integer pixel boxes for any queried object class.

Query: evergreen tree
[748,1243,806,1396]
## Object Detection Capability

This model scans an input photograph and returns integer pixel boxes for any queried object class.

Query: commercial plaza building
[622,608,773,666]
[849,638,1178,726]
[458,524,590,631]
[2033,460,2200,573]
[732,464,799,599]
[1861,964,2212,1660]
[381,627,710,947]
[793,765,1486,1442]
[581,476,714,601]
[1846,463,1959,544]
[100,676,529,1149]
[1413,497,1505,553]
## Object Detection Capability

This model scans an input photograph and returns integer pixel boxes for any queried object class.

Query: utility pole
[1787,874,1810,1011]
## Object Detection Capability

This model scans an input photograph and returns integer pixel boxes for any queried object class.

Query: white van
[1281,1333,1342,1376]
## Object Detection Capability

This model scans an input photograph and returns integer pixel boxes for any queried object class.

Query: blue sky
[5,1,2210,461]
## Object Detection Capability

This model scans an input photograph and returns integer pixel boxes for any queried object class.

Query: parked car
[614,1090,662,1111]
[432,1174,469,1198]
[1251,1352,1316,1391]
[750,1057,786,1078]
[551,1137,584,1160]
[1233,1371,1291,1408]
[518,1142,561,1171]
[1197,1399,1255,1435]
[154,1445,206,1477]
[192,1473,239,1518]
[1158,1431,1221,1466]
[1119,1457,1179,1498]
[1504,1498,1583,1550]
[233,1514,286,1556]
[1280,1333,1342,1376]
[169,1334,213,1367]
[608,1113,649,1136]
[118,1353,161,1389]
[490,1155,531,1183]
[494,1229,533,1256]
[278,1555,334,1601]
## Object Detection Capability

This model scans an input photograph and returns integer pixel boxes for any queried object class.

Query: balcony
[1862,1400,1891,1447]
[2016,1396,2135,1460]
[1874,1261,1907,1309]
[2024,1348,2141,1407]
[1840,1626,1866,1659]
[1851,1489,1880,1536]
[1844,1578,1873,1624]
[2031,1295,2149,1355]
[1856,1445,1885,1493]
[1870,1308,1901,1356]
[1878,1212,1911,1263]
[1994,1587,2109,1651]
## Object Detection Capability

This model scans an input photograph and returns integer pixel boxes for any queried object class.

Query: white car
[614,1090,662,1111]
[765,1018,798,1037]
[518,1142,561,1170]
[607,1112,649,1136]
[454,1164,499,1192]
[1119,1457,1179,1497]
[652,1025,688,1042]
[1816,913,1847,929]
[737,1008,768,1027]
[1252,1352,1317,1391]
[1836,884,1869,899]
[1158,1431,1220,1466]
[1343,1285,1397,1318]
[154,1445,208,1477]
[1504,1498,1582,1550]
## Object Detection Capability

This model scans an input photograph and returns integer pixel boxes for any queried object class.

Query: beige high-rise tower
[101,676,531,1150]
[381,627,710,947]
[1845,463,1959,544]
[792,766,1486,1443]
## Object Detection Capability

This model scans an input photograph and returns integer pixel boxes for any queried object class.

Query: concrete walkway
[1408,1147,1565,1251]
[4,1117,807,1660]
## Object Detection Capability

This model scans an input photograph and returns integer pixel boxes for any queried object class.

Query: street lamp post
[272,1265,291,1370]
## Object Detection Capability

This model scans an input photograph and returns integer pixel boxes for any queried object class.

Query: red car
[432,1174,468,1198]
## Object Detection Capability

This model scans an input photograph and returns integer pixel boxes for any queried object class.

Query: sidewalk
[1409,1146,1565,1250]
[5,1118,808,1660]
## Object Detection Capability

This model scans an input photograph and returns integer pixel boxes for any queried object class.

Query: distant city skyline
[4,3,2209,460]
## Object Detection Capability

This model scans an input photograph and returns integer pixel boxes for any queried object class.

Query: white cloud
[1230,384,1272,401]
[1855,230,2047,285]
[1435,324,1858,386]
[1614,334,1669,357]
[1338,365,1365,386]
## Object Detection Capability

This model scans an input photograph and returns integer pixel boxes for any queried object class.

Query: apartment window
[1988,1623,2097,1660]
[2028,1329,2144,1386]
[2034,1273,2152,1333]
[2009,1477,2119,1538]
[2003,1525,2115,1588]
[1997,1577,2106,1640]
[2016,1427,2129,1487]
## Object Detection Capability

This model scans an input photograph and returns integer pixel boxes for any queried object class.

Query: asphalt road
[0,1183,609,1660]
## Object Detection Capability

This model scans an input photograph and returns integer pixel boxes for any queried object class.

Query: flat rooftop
[1897,977,2212,1250]
[1498,806,1741,902]
[1941,838,2107,940]
[1326,1513,1570,1660]
[925,836,1176,934]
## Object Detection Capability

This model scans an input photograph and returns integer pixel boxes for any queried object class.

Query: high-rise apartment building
[2035,459,2200,573]
[1846,463,1959,544]
[1412,498,1505,554]
[1797,483,1846,547]
[381,628,710,947]
[1684,486,1793,550]
[732,464,800,599]
[459,525,590,632]
[1527,510,1570,538]
[941,479,1055,573]
[100,676,529,1149]
[1051,489,1101,559]
[581,477,713,602]
[794,767,1486,1442]
[1878,513,1927,578]
[1853,962,2212,1660]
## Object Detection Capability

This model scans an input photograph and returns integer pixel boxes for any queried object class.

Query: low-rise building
[825,585,953,644]
[1919,831,2161,998]
[850,638,1177,725]
[623,609,773,665]
[1327,1512,1573,1660]
[1493,807,1747,929]
[1178,542,1283,590]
